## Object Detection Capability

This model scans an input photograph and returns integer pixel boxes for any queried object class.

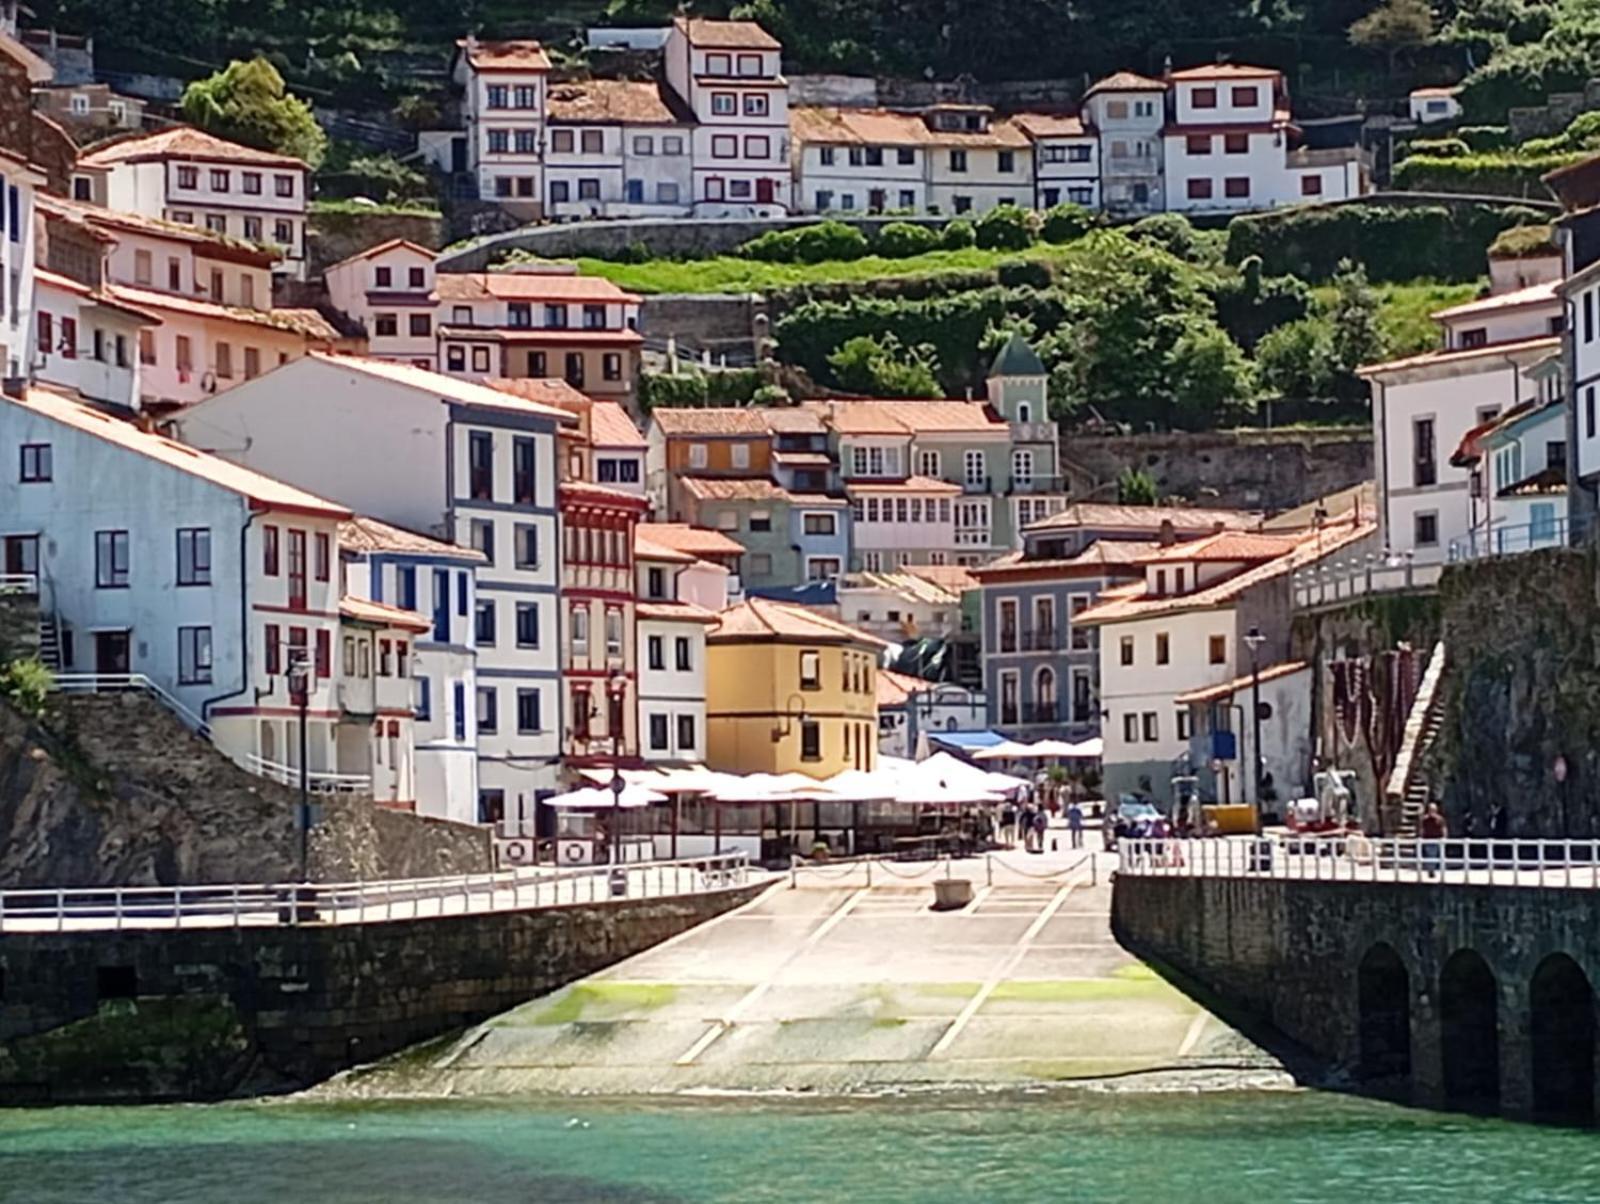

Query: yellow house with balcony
[706,597,884,777]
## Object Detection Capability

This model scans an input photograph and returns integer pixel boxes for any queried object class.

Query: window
[488,130,510,154]
[997,150,1015,173]
[675,637,691,671]
[800,649,821,689]
[176,527,211,586]
[215,341,233,379]
[565,352,585,387]
[1413,417,1437,487]
[210,169,230,192]
[803,513,836,536]
[664,135,685,155]
[689,443,708,469]
[274,220,294,249]
[471,518,494,565]
[95,530,129,588]
[577,177,600,200]
[737,53,762,76]
[949,150,968,173]
[1142,712,1159,742]
[1187,178,1213,200]
[177,165,198,189]
[800,720,821,761]
[748,509,771,533]
[1300,174,1323,197]
[514,130,538,154]
[1119,635,1134,666]
[472,346,491,373]
[744,94,768,116]
[312,532,329,584]
[515,602,540,648]
[1588,387,1596,440]
[1123,713,1139,744]
[19,443,50,482]
[373,313,398,339]
[477,687,498,734]
[658,182,680,205]
[1068,144,1092,162]
[963,449,986,487]
[1224,177,1250,199]
[1414,512,1439,547]
[1224,133,1249,155]
[1209,635,1227,664]
[1192,87,1217,109]
[475,599,496,646]
[711,134,737,158]
[178,626,213,685]
[1458,327,1487,350]
[1231,85,1259,107]
[707,53,731,75]
[274,174,295,198]
[649,713,669,749]
[408,314,432,338]
[744,135,770,159]
[1186,134,1212,156]
[469,430,494,500]
[1011,450,1033,487]
[677,714,696,751]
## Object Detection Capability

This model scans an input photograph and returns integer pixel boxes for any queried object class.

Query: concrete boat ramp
[332,850,1280,1097]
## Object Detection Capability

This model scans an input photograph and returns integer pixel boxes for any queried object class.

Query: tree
[1325,259,1385,400]
[827,333,943,397]
[1255,317,1335,399]
[1117,468,1159,505]
[1349,0,1434,75]
[181,57,327,167]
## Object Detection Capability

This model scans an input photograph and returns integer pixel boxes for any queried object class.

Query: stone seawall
[0,883,767,1103]
[1112,873,1600,1118]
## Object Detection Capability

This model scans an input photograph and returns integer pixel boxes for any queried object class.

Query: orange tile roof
[546,79,689,126]
[12,388,348,518]
[1138,531,1304,563]
[791,106,932,147]
[1075,521,1373,626]
[1174,660,1308,705]
[324,238,438,273]
[1428,280,1559,321]
[339,595,431,632]
[560,479,650,508]
[675,16,781,50]
[103,284,340,340]
[764,408,827,434]
[844,474,962,495]
[876,667,938,708]
[457,38,552,71]
[589,400,646,448]
[651,407,773,436]
[39,194,277,265]
[634,523,746,559]
[1024,502,1260,535]
[438,326,642,346]
[800,398,1006,435]
[1168,63,1282,81]
[711,596,890,646]
[972,539,1168,580]
[900,563,979,593]
[635,534,697,564]
[1357,334,1560,380]
[302,353,577,422]
[339,515,484,561]
[435,271,640,303]
[637,600,720,624]
[80,126,308,169]
[478,376,592,409]
[680,476,793,502]
[1086,71,1169,96]
[1411,86,1462,98]
[34,269,162,324]
[1012,112,1090,139]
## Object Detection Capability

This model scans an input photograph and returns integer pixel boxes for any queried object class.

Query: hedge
[638,367,765,411]
[1391,151,1586,199]
[1225,202,1552,282]
[1456,125,1512,152]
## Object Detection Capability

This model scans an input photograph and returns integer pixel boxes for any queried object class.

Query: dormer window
[1459,328,1488,349]
[706,52,731,76]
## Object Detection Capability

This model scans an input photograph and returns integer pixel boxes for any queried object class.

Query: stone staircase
[37,612,63,672]
[1386,641,1448,836]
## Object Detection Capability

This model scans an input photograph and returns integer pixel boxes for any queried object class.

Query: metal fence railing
[244,753,371,795]
[1448,515,1582,563]
[51,672,211,736]
[0,852,755,932]
[1117,836,1600,889]
[1292,554,1443,610]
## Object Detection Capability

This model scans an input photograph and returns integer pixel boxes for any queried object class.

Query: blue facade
[978,573,1104,740]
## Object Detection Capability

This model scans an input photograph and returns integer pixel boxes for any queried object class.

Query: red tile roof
[799,398,1006,435]
[634,523,746,559]
[546,79,689,126]
[652,407,772,436]
[1086,71,1169,96]
[1428,280,1559,321]
[637,600,720,624]
[457,38,552,71]
[324,238,438,273]
[675,16,781,50]
[589,400,646,448]
[339,515,484,561]
[478,376,593,409]
[1023,502,1260,535]
[13,388,347,518]
[843,474,962,495]
[710,596,889,645]
[435,271,640,303]
[560,479,650,509]
[39,194,277,266]
[340,595,431,632]
[1174,660,1308,704]
[80,126,308,169]
[680,476,793,502]
[1012,112,1090,139]
[1168,63,1282,81]
[104,284,340,340]
[1138,532,1304,563]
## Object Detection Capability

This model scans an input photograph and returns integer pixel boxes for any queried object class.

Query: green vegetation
[309,198,442,217]
[636,367,766,411]
[828,333,942,398]
[1117,468,1159,505]
[181,57,327,167]
[316,143,436,204]
[1394,93,1600,199]
[528,982,680,1026]
[1488,221,1556,257]
[0,658,52,718]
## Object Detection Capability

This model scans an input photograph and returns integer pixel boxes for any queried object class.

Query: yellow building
[706,597,883,778]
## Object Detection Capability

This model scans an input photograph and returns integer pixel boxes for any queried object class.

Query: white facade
[664,17,791,214]
[545,103,694,218]
[1,154,41,380]
[174,353,570,823]
[324,240,439,368]
[1081,78,1167,215]
[455,39,550,212]
[1013,115,1100,210]
[32,270,148,411]
[1564,266,1600,497]
[1410,88,1462,124]
[846,483,960,566]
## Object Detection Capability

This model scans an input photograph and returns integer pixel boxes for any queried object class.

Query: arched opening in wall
[1531,953,1595,1125]
[1440,948,1500,1113]
[1357,942,1411,1092]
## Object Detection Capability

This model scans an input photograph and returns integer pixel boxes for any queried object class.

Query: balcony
[999,629,1063,653]
[961,475,992,495]
[1007,475,1072,496]
[998,702,1067,726]
[1010,421,1057,443]
[1449,515,1579,563]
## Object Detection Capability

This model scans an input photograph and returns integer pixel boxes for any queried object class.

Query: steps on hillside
[36,616,62,672]
[1387,642,1448,837]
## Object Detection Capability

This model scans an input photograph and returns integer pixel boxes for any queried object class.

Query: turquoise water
[2,1092,1597,1203]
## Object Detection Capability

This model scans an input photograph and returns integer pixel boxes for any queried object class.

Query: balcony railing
[1007,475,1072,497]
[997,629,1066,653]
[1448,515,1582,563]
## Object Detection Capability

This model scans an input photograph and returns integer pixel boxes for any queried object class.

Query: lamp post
[286,648,312,883]
[606,669,628,868]
[1243,626,1267,819]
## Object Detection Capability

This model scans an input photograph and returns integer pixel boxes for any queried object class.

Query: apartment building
[1012,113,1099,210]
[323,238,440,368]
[0,147,42,382]
[1080,72,1168,216]
[635,526,725,767]
[454,37,551,219]
[32,82,144,138]
[76,126,312,279]
[545,79,695,218]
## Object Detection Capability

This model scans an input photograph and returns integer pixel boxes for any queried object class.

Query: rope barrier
[866,858,946,880]
[988,854,1096,881]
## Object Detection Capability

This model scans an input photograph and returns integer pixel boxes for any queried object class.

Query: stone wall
[0,590,40,666]
[638,293,761,358]
[307,209,445,277]
[1113,874,1600,1117]
[1066,428,1374,512]
[0,692,492,888]
[1437,548,1600,836]
[0,882,767,1102]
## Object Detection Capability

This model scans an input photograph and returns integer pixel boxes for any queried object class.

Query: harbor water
[3,1091,1599,1203]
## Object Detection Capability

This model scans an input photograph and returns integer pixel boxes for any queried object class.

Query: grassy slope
[1312,279,1484,358]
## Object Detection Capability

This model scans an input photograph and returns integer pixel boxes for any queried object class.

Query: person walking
[1067,801,1084,850]
[1019,804,1036,851]
[1031,807,1049,856]
[1419,803,1447,877]
[1000,801,1017,846]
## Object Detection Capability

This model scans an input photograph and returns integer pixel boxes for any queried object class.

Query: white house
[635,526,723,767]
[876,668,986,759]
[173,352,573,826]
[336,594,428,808]
[1177,661,1313,811]
[1012,113,1099,210]
[921,104,1032,217]
[789,107,931,215]
[0,385,376,788]
[545,78,694,217]
[77,126,312,279]
[835,569,967,642]
[1162,64,1362,214]
[1362,279,1562,563]
[1,147,43,381]
[1410,86,1463,125]
[340,513,485,823]
[454,37,551,218]
[1558,257,1600,529]
[1080,71,1168,216]
[323,238,440,368]
[32,269,154,411]
[1454,390,1568,558]
[663,16,791,215]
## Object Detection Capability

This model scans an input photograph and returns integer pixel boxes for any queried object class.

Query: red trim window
[60,317,77,359]
[1224,176,1250,198]
[315,628,331,678]
[706,176,726,201]
[36,312,51,356]
[288,626,308,701]
[1185,134,1210,156]
[287,529,307,610]
[711,135,737,159]
[265,623,281,674]
[1231,85,1259,107]
[1191,87,1218,109]
[1301,174,1324,196]
[314,532,330,582]
[396,641,408,678]
[262,524,280,576]
[743,135,770,159]
[1187,178,1213,200]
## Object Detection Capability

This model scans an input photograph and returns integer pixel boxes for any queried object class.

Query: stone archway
[1357,942,1411,1091]
[1531,953,1595,1124]
[1440,948,1500,1112]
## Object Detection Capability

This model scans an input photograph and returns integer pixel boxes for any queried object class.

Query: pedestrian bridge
[1113,836,1600,1125]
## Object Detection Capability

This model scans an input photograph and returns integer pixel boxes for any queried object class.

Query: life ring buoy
[564,841,588,863]
[504,839,530,863]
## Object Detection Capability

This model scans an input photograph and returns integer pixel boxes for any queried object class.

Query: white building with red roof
[453,37,553,219]
[635,524,727,770]
[544,78,695,218]
[76,126,312,279]
[174,352,573,824]
[323,238,440,368]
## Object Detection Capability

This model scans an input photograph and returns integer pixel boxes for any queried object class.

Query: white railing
[1118,835,1600,889]
[0,572,38,594]
[1292,553,1443,609]
[1448,515,1582,563]
[0,852,755,932]
[244,753,372,795]
[51,672,211,736]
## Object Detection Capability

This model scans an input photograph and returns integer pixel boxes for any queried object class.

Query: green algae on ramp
[523,983,681,1026]
[987,976,1185,1004]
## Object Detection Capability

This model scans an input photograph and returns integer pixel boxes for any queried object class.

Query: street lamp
[606,668,628,867]
[285,647,312,882]
[1243,625,1267,819]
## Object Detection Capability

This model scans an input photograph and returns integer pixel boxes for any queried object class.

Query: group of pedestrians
[995,797,1088,853]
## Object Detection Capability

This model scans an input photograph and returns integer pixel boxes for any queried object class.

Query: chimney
[1158,518,1176,547]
